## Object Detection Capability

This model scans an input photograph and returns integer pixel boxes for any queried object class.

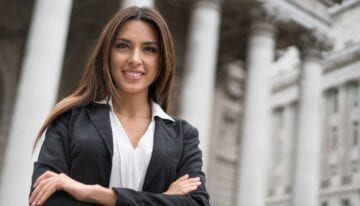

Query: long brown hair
[34,6,175,147]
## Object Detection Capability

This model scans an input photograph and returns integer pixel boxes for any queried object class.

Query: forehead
[116,19,159,41]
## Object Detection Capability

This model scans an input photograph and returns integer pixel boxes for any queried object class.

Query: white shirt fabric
[103,99,174,191]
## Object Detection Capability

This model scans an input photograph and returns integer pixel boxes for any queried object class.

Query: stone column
[0,0,73,205]
[338,84,347,176]
[292,31,332,206]
[282,103,295,194]
[121,0,154,8]
[179,0,222,172]
[236,9,276,206]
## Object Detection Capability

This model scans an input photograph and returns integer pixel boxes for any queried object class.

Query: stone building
[0,0,359,206]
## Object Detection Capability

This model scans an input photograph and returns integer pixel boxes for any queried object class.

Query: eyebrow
[115,37,159,46]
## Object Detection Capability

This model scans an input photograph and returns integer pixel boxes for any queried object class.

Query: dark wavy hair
[34,6,175,147]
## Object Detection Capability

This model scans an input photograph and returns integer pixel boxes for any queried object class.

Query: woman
[29,6,209,206]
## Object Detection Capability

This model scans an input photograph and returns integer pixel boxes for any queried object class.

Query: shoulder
[173,118,197,133]
[156,116,198,138]
[51,102,110,125]
[72,102,110,114]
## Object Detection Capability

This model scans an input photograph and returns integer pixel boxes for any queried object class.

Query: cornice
[260,0,332,24]
[319,0,343,7]
[329,0,360,17]
[271,68,300,93]
[255,0,332,35]
[319,185,360,197]
[323,42,360,72]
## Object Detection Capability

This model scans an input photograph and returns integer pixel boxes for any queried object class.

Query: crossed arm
[29,114,209,206]
[29,171,200,206]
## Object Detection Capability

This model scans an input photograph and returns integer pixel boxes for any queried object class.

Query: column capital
[251,2,290,23]
[248,5,283,37]
[298,29,334,60]
[249,21,276,38]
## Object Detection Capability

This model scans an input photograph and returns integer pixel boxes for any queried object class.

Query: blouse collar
[95,98,174,122]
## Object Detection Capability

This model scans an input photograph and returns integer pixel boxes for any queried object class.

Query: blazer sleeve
[112,122,210,206]
[30,113,96,206]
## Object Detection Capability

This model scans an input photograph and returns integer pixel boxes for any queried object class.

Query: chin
[120,87,147,95]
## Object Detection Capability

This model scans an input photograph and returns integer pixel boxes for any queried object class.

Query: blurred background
[0,0,359,205]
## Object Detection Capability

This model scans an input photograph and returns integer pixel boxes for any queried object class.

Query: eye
[144,46,158,53]
[115,42,129,49]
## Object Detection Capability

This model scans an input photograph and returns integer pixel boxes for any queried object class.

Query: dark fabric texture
[30,103,210,206]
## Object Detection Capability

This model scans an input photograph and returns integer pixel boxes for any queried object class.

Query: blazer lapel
[143,118,176,190]
[86,104,113,157]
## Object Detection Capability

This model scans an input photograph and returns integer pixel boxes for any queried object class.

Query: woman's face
[110,19,160,97]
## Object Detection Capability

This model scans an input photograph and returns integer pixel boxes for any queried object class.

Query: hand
[29,171,89,206]
[163,174,201,195]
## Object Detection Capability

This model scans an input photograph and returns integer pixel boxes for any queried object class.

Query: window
[341,198,351,206]
[353,121,359,146]
[331,127,338,151]
[351,83,359,107]
[329,164,337,176]
[334,91,338,113]
[275,108,284,129]
[275,140,283,165]
[351,160,358,173]
[329,90,339,113]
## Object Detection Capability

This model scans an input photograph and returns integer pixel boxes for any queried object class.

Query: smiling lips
[123,71,144,80]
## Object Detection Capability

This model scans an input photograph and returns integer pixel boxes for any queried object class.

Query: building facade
[0,0,359,206]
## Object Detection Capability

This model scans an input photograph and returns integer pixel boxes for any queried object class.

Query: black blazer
[31,103,210,206]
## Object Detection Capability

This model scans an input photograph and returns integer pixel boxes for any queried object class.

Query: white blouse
[108,100,174,191]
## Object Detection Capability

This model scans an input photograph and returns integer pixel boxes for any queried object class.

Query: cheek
[146,57,160,78]
[111,52,128,67]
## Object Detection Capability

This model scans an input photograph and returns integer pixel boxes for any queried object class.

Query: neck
[111,92,151,119]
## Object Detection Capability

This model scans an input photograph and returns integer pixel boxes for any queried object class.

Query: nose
[128,49,141,66]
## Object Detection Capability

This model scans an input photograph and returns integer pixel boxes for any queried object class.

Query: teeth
[125,72,142,77]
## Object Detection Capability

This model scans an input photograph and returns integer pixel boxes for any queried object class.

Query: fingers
[178,184,200,194]
[33,171,57,188]
[30,171,63,206]
[186,177,201,184]
[174,175,200,186]
[30,177,53,203]
[31,178,58,206]
[165,175,202,195]
[176,174,189,182]
[180,177,202,192]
